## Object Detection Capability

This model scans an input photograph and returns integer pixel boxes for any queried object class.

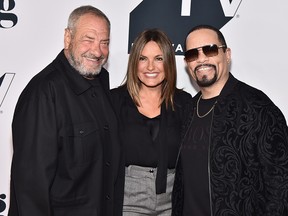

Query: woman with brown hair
[111,29,192,215]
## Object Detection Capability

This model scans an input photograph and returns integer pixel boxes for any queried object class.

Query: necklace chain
[196,95,217,118]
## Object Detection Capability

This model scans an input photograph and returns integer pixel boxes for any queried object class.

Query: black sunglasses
[184,44,226,62]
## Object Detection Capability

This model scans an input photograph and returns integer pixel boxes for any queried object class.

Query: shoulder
[221,79,286,123]
[234,80,274,106]
[174,89,192,105]
[240,83,286,122]
[20,63,60,96]
[172,89,193,116]
[221,74,274,106]
[110,85,129,108]
[110,85,128,100]
[111,85,126,94]
[24,50,72,91]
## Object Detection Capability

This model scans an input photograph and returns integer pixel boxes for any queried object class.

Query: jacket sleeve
[260,104,288,214]
[9,91,58,216]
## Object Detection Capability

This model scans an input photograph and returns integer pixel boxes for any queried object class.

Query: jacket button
[104,125,109,130]
[105,161,110,166]
[106,195,110,200]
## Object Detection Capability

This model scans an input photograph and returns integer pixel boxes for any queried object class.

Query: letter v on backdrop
[0,73,15,107]
[128,0,242,55]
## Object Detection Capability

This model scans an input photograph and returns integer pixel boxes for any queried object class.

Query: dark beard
[196,73,217,87]
[194,64,217,87]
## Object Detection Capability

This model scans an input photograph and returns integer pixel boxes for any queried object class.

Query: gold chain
[196,95,217,118]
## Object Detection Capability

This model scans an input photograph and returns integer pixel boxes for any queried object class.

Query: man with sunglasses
[172,24,288,216]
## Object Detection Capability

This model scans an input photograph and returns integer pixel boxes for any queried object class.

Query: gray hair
[67,5,110,33]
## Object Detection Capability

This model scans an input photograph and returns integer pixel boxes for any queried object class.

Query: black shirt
[181,96,217,216]
[120,96,177,169]
[111,86,192,194]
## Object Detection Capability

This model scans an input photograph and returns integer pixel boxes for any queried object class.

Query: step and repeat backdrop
[0,0,287,214]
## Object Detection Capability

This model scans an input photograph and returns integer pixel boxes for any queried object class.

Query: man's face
[64,14,110,77]
[185,29,230,89]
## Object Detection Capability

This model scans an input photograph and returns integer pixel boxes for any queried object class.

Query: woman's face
[137,41,165,89]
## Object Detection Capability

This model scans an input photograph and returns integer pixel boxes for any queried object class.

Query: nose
[90,41,103,58]
[147,60,155,71]
[197,49,208,63]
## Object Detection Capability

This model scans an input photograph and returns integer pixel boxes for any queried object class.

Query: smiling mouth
[194,64,216,73]
[144,72,158,78]
[83,54,104,62]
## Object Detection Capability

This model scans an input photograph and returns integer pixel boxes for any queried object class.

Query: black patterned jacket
[172,73,288,216]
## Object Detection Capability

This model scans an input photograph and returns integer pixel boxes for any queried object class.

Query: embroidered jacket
[172,73,288,216]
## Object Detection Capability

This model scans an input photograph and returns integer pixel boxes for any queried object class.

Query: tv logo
[0,73,15,107]
[0,0,18,28]
[128,0,242,54]
[0,194,6,215]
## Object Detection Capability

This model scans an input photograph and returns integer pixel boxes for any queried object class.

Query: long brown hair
[125,29,177,109]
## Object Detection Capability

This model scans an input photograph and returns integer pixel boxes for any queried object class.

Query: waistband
[125,165,175,177]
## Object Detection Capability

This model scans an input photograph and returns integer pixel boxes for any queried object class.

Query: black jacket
[172,74,288,216]
[110,85,192,210]
[9,50,121,216]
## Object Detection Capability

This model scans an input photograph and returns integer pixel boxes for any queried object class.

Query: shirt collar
[54,50,108,95]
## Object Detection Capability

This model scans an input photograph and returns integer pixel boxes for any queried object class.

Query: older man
[9,5,121,216]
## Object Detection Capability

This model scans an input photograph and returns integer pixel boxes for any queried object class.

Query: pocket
[123,173,150,207]
[62,122,103,166]
[51,195,88,207]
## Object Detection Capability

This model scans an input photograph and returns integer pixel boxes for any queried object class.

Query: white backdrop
[0,0,287,215]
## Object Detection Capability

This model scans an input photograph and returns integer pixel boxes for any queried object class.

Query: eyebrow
[101,39,110,42]
[140,54,163,57]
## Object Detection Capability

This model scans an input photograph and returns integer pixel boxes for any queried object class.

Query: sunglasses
[184,44,226,62]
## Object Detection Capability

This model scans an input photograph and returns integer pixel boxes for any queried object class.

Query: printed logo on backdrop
[0,194,6,215]
[0,73,15,107]
[0,0,18,28]
[128,0,242,55]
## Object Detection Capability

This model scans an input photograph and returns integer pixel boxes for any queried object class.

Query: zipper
[208,107,215,216]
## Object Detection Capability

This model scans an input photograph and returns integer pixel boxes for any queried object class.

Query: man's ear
[226,47,231,64]
[64,28,72,49]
